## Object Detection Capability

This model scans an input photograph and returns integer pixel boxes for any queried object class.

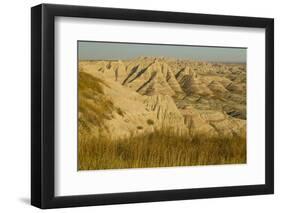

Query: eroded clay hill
[79,57,246,140]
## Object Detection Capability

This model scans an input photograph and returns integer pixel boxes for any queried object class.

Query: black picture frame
[31,3,274,209]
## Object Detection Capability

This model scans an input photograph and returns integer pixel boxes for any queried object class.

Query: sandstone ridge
[79,57,246,139]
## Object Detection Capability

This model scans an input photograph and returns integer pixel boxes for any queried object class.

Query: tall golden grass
[78,130,246,170]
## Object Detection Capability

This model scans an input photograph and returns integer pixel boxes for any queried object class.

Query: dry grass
[78,130,246,170]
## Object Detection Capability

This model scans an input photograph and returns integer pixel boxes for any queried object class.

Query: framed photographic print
[31,3,274,209]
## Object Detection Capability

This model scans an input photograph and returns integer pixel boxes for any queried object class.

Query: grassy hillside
[78,71,114,132]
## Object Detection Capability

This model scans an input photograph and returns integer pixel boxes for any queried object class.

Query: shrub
[147,119,154,125]
[116,108,124,116]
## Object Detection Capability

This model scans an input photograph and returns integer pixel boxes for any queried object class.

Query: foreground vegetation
[78,130,246,170]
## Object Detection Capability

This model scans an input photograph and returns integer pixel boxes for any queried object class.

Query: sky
[78,41,247,63]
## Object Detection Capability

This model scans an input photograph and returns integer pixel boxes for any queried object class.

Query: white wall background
[0,0,279,212]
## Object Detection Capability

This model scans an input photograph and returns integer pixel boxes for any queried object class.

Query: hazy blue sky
[78,41,246,63]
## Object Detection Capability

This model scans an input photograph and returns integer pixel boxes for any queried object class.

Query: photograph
[30,3,274,209]
[78,41,247,170]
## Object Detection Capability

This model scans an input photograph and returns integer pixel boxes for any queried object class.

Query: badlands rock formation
[79,57,246,140]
